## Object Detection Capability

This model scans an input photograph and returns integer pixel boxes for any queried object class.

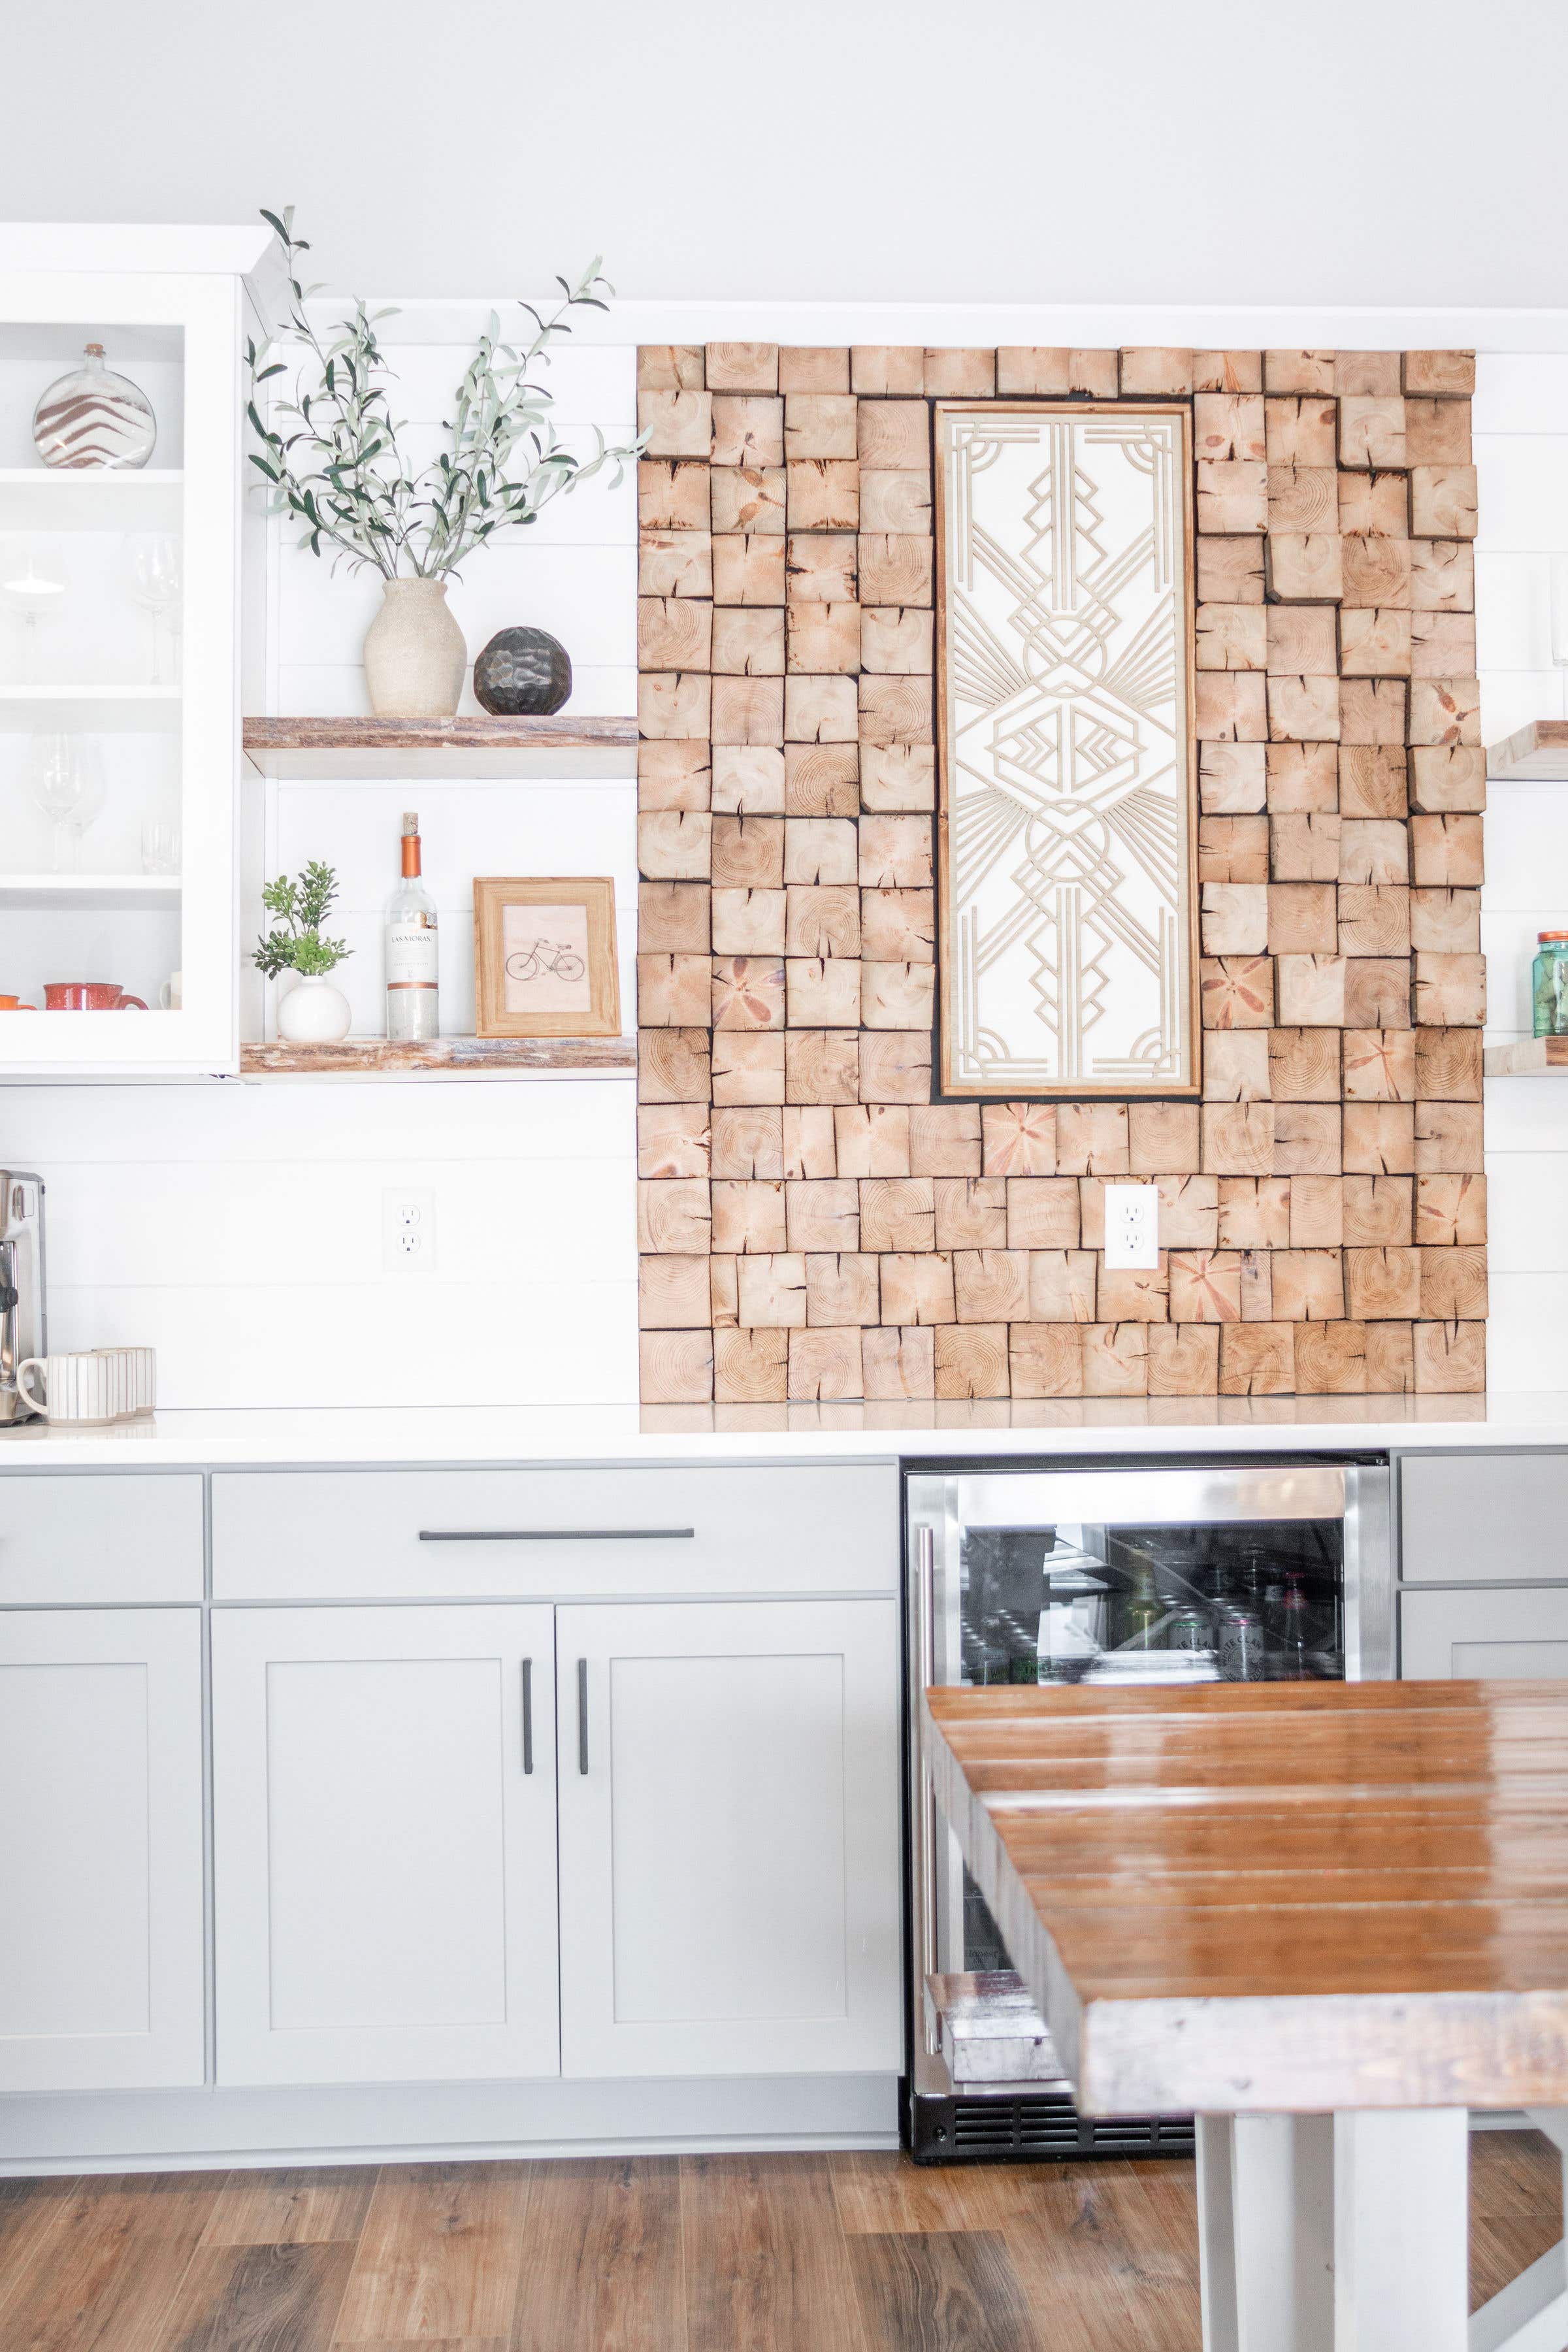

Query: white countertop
[1,1394,1566,1466]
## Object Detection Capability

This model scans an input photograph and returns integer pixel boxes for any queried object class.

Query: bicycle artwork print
[474,875,621,1039]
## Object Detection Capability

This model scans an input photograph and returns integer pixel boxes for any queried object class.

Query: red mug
[43,982,148,1012]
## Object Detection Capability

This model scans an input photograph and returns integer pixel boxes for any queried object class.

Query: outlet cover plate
[382,1186,436,1273]
[1103,1183,1159,1271]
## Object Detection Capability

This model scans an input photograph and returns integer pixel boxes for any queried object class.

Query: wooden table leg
[1333,2108,1468,2350]
[1198,2114,1333,2351]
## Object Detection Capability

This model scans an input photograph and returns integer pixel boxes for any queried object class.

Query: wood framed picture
[934,400,1199,1097]
[473,877,621,1038]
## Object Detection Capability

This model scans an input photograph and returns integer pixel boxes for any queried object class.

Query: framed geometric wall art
[935,401,1199,1096]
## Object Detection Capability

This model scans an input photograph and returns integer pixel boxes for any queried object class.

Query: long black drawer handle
[521,1658,533,1775]
[578,1657,589,1775]
[418,1528,695,1543]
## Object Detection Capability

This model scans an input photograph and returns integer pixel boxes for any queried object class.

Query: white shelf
[0,874,180,912]
[0,468,183,529]
[0,686,182,732]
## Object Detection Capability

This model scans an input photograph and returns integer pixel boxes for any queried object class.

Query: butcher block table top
[923,1677,1568,2118]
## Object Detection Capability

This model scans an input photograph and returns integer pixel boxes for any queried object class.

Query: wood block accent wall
[636,344,1485,1403]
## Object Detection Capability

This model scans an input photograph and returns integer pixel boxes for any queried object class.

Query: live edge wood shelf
[1484,1039,1568,1076]
[239,1036,636,1079]
[243,714,639,779]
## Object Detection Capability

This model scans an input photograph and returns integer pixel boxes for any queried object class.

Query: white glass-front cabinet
[0,226,269,1073]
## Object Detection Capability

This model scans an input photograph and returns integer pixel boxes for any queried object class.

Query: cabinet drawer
[1401,1452,1568,1584]
[1401,1584,1568,1678]
[0,1473,204,1603]
[212,1464,898,1600]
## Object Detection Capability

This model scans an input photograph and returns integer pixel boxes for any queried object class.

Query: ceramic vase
[362,578,467,719]
[277,973,352,1043]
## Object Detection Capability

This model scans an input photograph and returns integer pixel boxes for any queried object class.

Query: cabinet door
[212,1605,558,2085]
[557,1599,900,2078]
[1402,1585,1568,1680]
[0,1608,203,2091]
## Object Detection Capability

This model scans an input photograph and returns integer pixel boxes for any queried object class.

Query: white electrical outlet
[1103,1183,1159,1270]
[382,1186,436,1273]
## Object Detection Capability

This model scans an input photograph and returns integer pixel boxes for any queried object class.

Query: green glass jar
[1534,932,1568,1037]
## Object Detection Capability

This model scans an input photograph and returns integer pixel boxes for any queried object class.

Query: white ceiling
[2,0,1562,313]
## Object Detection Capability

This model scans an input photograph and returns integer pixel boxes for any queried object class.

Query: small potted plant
[246,208,643,718]
[253,862,353,1041]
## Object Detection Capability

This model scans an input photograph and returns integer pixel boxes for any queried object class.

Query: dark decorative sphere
[474,626,573,716]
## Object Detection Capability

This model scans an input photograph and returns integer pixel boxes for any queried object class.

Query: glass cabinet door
[0,259,248,1073]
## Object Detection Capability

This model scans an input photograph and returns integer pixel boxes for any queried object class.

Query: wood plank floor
[0,2133,1557,2351]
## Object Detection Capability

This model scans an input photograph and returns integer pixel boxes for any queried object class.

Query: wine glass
[27,733,105,873]
[120,533,182,685]
[140,810,181,875]
[0,536,65,683]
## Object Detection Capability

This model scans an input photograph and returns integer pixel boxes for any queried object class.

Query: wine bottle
[384,811,438,1041]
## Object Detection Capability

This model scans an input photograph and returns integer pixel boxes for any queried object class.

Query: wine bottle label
[386,917,438,987]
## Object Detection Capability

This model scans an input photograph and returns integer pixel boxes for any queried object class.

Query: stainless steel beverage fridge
[904,1455,1393,2162]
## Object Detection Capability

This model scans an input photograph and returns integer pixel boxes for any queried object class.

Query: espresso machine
[0,1173,46,1424]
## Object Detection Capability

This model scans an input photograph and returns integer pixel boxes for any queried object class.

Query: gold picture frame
[473,876,621,1038]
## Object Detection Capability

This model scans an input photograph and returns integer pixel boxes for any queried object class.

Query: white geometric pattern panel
[937,403,1197,1095]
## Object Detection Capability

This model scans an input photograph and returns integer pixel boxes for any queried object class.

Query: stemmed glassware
[26,733,105,874]
[120,533,182,685]
[0,536,65,683]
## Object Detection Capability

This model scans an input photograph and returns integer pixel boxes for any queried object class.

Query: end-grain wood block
[1028,1249,1098,1322]
[1344,1175,1414,1246]
[1219,1321,1296,1395]
[1199,814,1269,882]
[934,1324,1009,1400]
[923,347,996,395]
[858,533,933,606]
[1196,393,1267,461]
[784,673,859,743]
[1268,1025,1341,1100]
[1338,678,1408,746]
[1409,887,1480,954]
[1195,351,1264,392]
[1197,604,1267,671]
[787,883,860,957]
[1420,1244,1488,1320]
[711,606,784,676]
[709,1104,783,1179]
[1339,885,1411,958]
[859,887,932,962]
[1054,1102,1131,1175]
[1119,346,1192,395]
[1271,1249,1345,1320]
[638,1102,713,1179]
[1199,536,1267,603]
[1269,466,1339,531]
[784,1177,859,1253]
[1411,540,1475,612]
[733,1249,805,1324]
[639,1252,714,1330]
[1410,465,1478,538]
[1410,746,1486,812]
[850,346,924,395]
[782,815,857,887]
[1217,1177,1291,1249]
[1338,471,1409,538]
[1339,745,1409,819]
[1169,1250,1243,1323]
[639,951,712,1028]
[858,400,930,468]
[862,959,936,1030]
[1203,884,1268,956]
[1340,607,1413,677]
[1334,352,1401,396]
[713,1327,787,1405]
[786,956,862,1028]
[880,1250,956,1324]
[1405,351,1476,395]
[1266,604,1338,675]
[783,1105,837,1178]
[1416,1102,1484,1172]
[859,813,934,888]
[785,1027,860,1105]
[955,1248,1031,1323]
[858,470,934,534]
[778,347,850,393]
[710,674,784,747]
[859,1028,933,1103]
[1009,1323,1083,1397]
[1265,397,1337,468]
[862,1324,936,1398]
[1201,954,1275,1028]
[1416,1171,1487,1246]
[710,813,783,890]
[786,460,860,532]
[1341,819,1412,890]
[1127,1101,1201,1174]
[1267,884,1337,953]
[712,955,785,1032]
[1341,534,1412,608]
[1405,398,1472,467]
[934,1176,1009,1250]
[783,394,858,461]
[640,738,713,812]
[1290,1173,1345,1247]
[1343,958,1413,1030]
[983,1104,1056,1177]
[1149,1322,1222,1395]
[711,395,784,468]
[1265,743,1338,811]
[1411,811,1484,886]
[640,1329,714,1405]
[638,808,713,881]
[1343,1101,1415,1174]
[1273,1103,1341,1175]
[711,746,785,816]
[711,534,786,607]
[862,606,934,674]
[806,1251,881,1327]
[1413,1318,1486,1392]
[705,343,779,393]
[1267,674,1341,743]
[1201,1102,1275,1175]
[639,345,704,391]
[1413,952,1486,1027]
[1082,1322,1151,1397]
[638,387,713,459]
[859,1175,936,1253]
[1275,952,1347,1025]
[833,1103,911,1178]
[1266,350,1335,394]
[640,459,710,533]
[1292,1320,1369,1393]
[996,347,1071,395]
[1345,1245,1422,1319]
[860,744,935,811]
[1196,461,1268,534]
[1411,612,1477,678]
[639,593,710,677]
[639,1027,711,1107]
[788,1326,864,1402]
[1267,534,1343,602]
[787,531,858,603]
[1271,811,1341,881]
[1362,1320,1414,1390]
[1343,1028,1417,1101]
[638,1176,712,1255]
[1195,674,1269,742]
[640,528,713,600]
[1409,678,1482,749]
[786,602,861,674]
[909,1104,983,1175]
[1201,742,1267,813]
[784,742,859,817]
[1008,1179,1081,1249]
[1339,395,1407,469]
[711,1030,785,1105]
[1205,1030,1270,1101]
[1097,1262,1171,1324]
[1068,350,1120,396]
[640,673,713,743]
[710,465,785,536]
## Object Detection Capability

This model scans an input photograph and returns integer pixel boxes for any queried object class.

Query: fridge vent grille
[947,2097,1196,2159]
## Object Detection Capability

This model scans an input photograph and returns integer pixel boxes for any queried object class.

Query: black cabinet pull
[418,1528,694,1543]
[521,1658,533,1775]
[578,1657,589,1775]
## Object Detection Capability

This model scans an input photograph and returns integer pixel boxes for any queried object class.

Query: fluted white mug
[17,1350,118,1423]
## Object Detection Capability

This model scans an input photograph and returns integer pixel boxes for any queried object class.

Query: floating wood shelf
[1488,721,1568,781]
[243,714,638,779]
[1484,1038,1568,1075]
[240,1034,636,1079]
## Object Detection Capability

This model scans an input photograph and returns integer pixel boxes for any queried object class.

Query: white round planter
[362,578,467,718]
[277,974,352,1043]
